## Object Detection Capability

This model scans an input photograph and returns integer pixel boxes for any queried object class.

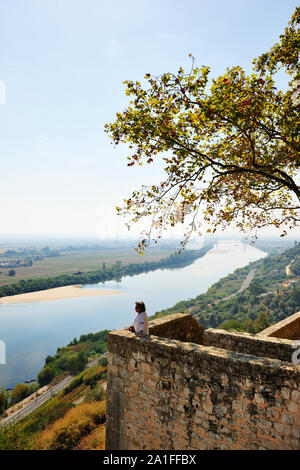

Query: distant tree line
[68,329,109,345]
[0,246,211,298]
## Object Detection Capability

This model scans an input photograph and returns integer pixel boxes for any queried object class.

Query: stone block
[291,390,300,403]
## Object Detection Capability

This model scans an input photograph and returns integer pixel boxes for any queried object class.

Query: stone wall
[149,313,204,344]
[258,311,300,341]
[106,314,300,450]
[204,328,295,363]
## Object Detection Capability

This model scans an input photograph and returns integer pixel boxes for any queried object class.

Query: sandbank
[0,284,123,304]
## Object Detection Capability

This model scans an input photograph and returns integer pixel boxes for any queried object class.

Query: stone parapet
[258,311,300,341]
[204,328,296,363]
[149,313,204,344]
[106,318,300,450]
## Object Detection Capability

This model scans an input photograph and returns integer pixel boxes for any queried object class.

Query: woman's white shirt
[132,311,149,335]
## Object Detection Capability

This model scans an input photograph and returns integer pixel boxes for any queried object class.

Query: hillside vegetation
[2,240,300,450]
[0,331,109,416]
[152,242,300,334]
[0,363,107,450]
[38,330,109,387]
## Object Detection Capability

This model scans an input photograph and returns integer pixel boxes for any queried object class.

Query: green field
[0,248,172,287]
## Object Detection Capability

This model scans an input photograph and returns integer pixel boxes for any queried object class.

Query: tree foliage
[0,387,8,415]
[10,383,29,406]
[38,366,55,387]
[105,8,300,252]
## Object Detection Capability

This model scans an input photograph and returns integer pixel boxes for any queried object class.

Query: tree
[66,356,78,375]
[10,383,28,405]
[45,355,55,365]
[76,351,88,371]
[0,387,8,415]
[242,318,255,334]
[253,310,270,333]
[248,278,266,302]
[68,337,78,346]
[38,366,55,387]
[8,269,15,277]
[105,8,300,252]
[67,352,87,375]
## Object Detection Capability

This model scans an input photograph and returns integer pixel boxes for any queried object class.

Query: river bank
[0,247,212,301]
[0,285,123,304]
[0,241,267,389]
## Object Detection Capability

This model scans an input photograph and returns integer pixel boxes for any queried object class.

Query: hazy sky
[0,0,298,241]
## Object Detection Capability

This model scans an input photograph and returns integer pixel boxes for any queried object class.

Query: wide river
[0,241,267,388]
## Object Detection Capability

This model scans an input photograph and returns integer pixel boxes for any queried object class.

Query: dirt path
[286,259,294,276]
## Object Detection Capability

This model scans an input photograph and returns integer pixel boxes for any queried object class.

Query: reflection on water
[0,242,267,388]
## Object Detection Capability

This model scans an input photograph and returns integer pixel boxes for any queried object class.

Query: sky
[0,0,298,242]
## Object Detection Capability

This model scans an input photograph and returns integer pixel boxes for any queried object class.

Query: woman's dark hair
[135,301,146,312]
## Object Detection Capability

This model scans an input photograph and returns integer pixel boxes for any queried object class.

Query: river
[0,241,267,388]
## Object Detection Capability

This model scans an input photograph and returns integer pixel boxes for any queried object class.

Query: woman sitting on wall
[128,301,149,336]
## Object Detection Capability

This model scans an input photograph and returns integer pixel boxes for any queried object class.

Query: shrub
[64,365,106,395]
[42,401,106,450]
[11,383,29,405]
[98,357,108,368]
[38,366,55,387]
[0,388,8,415]
[63,371,85,395]
[84,385,105,403]
[0,423,32,450]
[45,355,55,365]
[82,366,106,386]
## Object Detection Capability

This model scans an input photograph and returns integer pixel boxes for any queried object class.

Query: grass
[36,400,106,450]
[75,423,105,450]
[0,248,172,287]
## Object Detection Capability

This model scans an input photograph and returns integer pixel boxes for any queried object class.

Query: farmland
[0,246,173,287]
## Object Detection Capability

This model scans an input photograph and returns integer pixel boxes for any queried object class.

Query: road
[215,268,256,304]
[86,351,107,369]
[0,353,107,428]
[0,376,73,428]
